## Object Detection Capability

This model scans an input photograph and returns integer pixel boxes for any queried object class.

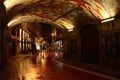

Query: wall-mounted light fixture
[101,18,114,23]
[68,28,74,32]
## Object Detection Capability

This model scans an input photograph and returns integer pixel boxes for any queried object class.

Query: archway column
[0,1,7,71]
[62,30,70,60]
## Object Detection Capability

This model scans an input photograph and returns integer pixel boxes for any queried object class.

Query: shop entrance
[81,24,99,64]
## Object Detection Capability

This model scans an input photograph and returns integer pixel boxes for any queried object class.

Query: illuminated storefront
[19,29,32,53]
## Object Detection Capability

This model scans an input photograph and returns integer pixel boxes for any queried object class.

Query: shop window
[105,34,119,58]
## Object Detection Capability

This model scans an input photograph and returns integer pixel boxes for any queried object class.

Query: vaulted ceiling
[4,0,120,30]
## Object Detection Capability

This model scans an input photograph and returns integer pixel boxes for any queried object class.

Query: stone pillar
[0,0,6,71]
[62,30,69,59]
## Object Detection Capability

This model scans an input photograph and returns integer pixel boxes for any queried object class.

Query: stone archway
[81,24,100,64]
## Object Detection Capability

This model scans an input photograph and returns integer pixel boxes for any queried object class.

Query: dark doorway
[81,24,99,64]
[70,39,77,55]
[12,41,16,56]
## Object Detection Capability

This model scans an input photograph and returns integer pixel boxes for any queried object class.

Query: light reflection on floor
[17,51,48,80]
[13,50,114,80]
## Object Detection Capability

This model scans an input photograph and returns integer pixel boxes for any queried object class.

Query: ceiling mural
[4,0,39,11]
[79,0,119,20]
[3,0,120,29]
[21,1,77,21]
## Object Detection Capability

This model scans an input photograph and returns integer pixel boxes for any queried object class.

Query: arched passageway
[81,24,100,64]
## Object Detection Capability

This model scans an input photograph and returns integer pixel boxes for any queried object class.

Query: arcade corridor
[1,0,120,80]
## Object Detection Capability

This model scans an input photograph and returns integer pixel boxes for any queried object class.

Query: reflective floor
[1,51,119,80]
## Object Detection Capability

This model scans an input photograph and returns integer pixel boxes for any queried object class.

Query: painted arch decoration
[79,0,119,20]
[3,0,120,28]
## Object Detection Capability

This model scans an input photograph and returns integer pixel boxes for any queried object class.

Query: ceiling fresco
[79,0,119,20]
[21,1,77,21]
[3,0,120,29]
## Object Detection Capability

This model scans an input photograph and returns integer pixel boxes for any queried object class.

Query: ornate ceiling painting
[22,1,77,20]
[80,0,119,20]
[4,0,120,29]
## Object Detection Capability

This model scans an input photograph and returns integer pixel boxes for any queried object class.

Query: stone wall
[62,18,120,68]
[0,1,6,71]
[100,18,120,67]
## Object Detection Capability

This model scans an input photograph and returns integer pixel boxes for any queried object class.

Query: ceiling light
[101,18,114,23]
[68,28,73,32]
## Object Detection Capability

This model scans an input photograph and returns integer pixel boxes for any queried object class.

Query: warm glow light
[18,56,41,80]
[7,15,54,28]
[101,18,114,23]
[7,15,40,27]
[55,18,75,30]
[19,29,22,51]
[19,29,22,41]
[7,16,20,27]
[41,51,46,67]
[4,0,35,11]
[68,28,74,32]
[98,7,110,19]
[36,43,40,50]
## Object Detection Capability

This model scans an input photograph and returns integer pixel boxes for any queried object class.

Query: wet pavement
[0,51,119,80]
